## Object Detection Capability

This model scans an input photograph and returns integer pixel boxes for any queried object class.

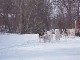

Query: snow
[0,33,80,60]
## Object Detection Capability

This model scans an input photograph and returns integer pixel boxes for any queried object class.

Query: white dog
[55,29,61,40]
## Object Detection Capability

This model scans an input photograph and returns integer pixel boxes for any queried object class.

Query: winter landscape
[0,0,80,60]
[0,33,80,60]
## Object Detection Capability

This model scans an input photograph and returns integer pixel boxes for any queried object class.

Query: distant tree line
[0,0,80,34]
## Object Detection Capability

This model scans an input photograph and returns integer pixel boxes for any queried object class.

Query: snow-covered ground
[0,33,80,60]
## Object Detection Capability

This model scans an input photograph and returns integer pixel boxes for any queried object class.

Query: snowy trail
[0,34,80,60]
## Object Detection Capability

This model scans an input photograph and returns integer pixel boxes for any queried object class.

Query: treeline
[0,0,80,34]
